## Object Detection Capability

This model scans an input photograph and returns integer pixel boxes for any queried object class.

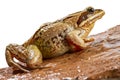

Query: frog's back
[33,22,74,58]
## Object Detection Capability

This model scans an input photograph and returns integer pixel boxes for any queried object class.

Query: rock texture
[1,25,120,80]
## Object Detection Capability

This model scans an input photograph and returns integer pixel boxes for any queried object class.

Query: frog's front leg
[5,44,42,72]
[66,30,87,51]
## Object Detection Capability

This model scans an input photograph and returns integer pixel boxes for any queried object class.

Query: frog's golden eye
[87,7,95,13]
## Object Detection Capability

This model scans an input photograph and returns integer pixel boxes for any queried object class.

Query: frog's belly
[39,40,70,59]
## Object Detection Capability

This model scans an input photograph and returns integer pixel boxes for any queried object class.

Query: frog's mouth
[78,9,105,27]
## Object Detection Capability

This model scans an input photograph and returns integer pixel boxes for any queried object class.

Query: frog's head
[63,7,105,30]
[78,7,105,29]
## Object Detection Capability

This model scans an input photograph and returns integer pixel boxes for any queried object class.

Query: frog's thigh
[26,45,43,69]
[66,30,86,51]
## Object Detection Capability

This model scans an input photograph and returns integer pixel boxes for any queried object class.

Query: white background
[0,0,120,68]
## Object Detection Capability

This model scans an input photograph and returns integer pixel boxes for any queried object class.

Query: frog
[5,7,105,72]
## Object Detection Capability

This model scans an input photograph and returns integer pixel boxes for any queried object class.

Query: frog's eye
[87,7,95,13]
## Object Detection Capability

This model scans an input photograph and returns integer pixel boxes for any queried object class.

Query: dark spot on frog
[44,41,50,47]
[58,33,66,41]
[46,41,50,45]
[64,28,68,33]
[51,36,58,43]
[39,32,42,35]
[78,32,82,36]
[58,33,63,38]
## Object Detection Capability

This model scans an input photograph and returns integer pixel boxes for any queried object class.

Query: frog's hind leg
[5,44,43,72]
[6,44,30,72]
[66,30,86,51]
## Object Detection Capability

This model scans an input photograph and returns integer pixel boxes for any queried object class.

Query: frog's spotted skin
[5,7,105,72]
[31,22,74,58]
